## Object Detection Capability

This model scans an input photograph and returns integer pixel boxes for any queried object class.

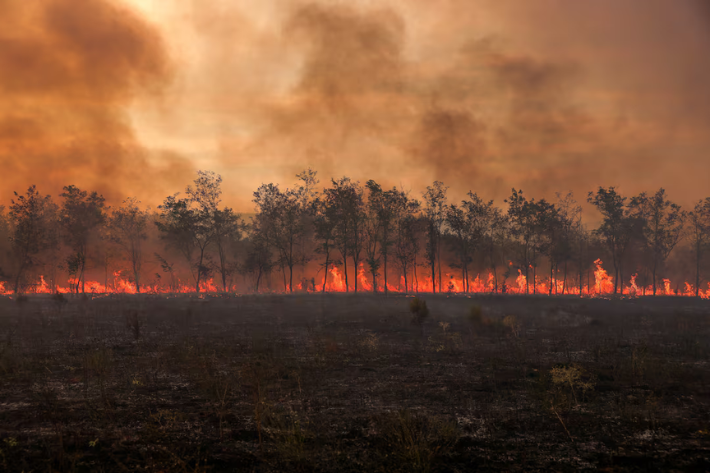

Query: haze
[2,0,709,210]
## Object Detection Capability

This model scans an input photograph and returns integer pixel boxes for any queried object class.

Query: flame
[593,259,614,295]
[516,269,526,293]
[662,278,672,295]
[0,259,708,298]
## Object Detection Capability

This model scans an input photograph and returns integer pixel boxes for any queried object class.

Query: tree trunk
[384,253,388,296]
[563,260,568,295]
[322,253,330,293]
[696,239,701,297]
[652,260,657,296]
[437,234,442,295]
[13,261,26,294]
[343,251,349,292]
[414,252,419,293]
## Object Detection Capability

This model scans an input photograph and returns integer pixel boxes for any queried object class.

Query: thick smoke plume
[0,0,192,203]
[3,0,710,210]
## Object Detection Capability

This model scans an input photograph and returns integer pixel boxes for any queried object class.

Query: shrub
[376,410,458,473]
[467,305,483,324]
[410,297,429,325]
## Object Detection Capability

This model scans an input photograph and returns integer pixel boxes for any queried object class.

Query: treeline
[1,170,709,296]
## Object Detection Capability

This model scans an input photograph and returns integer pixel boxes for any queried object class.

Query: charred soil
[0,293,709,471]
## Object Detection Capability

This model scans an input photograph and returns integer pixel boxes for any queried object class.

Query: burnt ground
[0,293,710,472]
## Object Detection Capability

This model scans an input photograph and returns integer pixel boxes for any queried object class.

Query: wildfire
[593,259,614,295]
[1,259,709,298]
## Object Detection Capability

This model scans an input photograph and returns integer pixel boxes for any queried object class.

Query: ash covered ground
[1,293,709,471]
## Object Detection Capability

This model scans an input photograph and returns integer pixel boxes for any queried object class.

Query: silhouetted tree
[506,189,536,294]
[312,188,339,292]
[363,182,382,292]
[446,193,495,293]
[254,170,317,292]
[555,192,581,294]
[156,171,222,293]
[392,193,420,292]
[9,186,56,293]
[60,185,106,294]
[325,177,364,292]
[688,198,710,296]
[212,208,244,292]
[368,182,407,295]
[422,181,448,293]
[108,198,149,293]
[629,188,686,295]
[587,187,640,294]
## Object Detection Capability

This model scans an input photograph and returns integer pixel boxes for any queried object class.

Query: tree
[445,204,471,292]
[324,177,364,292]
[555,193,581,294]
[60,185,106,294]
[629,188,686,295]
[392,193,420,292]
[366,181,407,295]
[422,181,448,293]
[506,189,538,294]
[363,182,383,292]
[445,193,494,293]
[253,170,317,293]
[213,208,245,292]
[312,188,339,292]
[485,206,509,293]
[156,171,222,293]
[688,198,710,297]
[242,223,273,293]
[108,198,149,293]
[535,200,561,295]
[8,186,56,293]
[587,187,640,295]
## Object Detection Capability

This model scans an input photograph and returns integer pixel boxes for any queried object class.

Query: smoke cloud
[0,0,192,204]
[4,0,710,210]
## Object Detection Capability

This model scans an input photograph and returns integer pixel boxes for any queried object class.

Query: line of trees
[1,170,709,296]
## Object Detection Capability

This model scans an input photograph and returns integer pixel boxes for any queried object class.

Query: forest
[1,169,709,298]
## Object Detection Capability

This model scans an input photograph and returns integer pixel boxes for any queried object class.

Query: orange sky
[2,0,710,211]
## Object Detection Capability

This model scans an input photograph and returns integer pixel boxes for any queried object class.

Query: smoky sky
[3,0,710,210]
[0,0,193,205]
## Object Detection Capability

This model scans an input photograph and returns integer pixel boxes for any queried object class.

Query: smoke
[0,0,192,205]
[6,0,710,211]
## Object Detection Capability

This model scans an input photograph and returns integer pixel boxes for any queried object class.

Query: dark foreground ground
[1,293,710,472]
